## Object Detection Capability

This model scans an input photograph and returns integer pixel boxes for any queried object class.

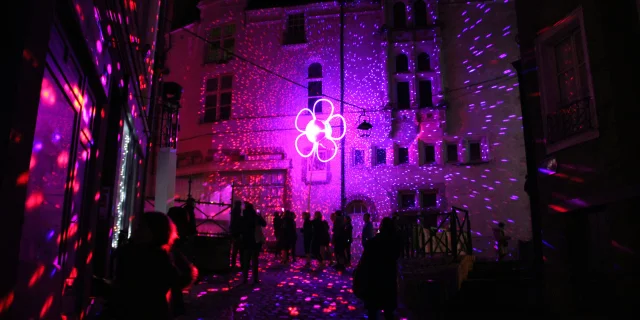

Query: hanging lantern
[356,111,373,137]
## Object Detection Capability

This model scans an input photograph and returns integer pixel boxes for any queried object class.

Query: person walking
[311,211,329,268]
[282,210,298,263]
[240,203,267,284]
[229,201,243,269]
[301,212,313,267]
[362,213,375,247]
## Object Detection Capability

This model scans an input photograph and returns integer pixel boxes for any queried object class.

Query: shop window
[204,24,235,64]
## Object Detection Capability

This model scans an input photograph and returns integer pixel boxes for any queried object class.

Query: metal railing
[546,97,593,144]
[398,207,472,260]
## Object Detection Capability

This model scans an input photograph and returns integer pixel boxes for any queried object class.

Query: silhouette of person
[358,217,401,320]
[110,212,197,319]
[240,203,266,284]
[229,201,243,269]
[301,212,313,266]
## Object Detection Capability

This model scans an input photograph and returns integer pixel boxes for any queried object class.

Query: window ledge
[545,129,599,154]
[282,41,308,48]
[456,160,490,166]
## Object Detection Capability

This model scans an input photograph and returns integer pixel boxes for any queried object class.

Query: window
[353,149,365,166]
[204,25,235,64]
[418,80,433,108]
[417,53,431,71]
[285,13,306,45]
[393,2,406,28]
[375,148,386,166]
[446,143,458,163]
[308,63,322,78]
[310,151,326,171]
[469,141,482,162]
[423,144,436,164]
[308,81,323,113]
[396,82,410,110]
[308,63,323,113]
[397,147,409,165]
[346,200,368,214]
[536,7,597,151]
[414,0,428,27]
[396,54,409,73]
[420,190,437,208]
[202,75,232,123]
[400,191,416,209]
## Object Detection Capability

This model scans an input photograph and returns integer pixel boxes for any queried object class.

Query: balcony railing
[546,97,594,145]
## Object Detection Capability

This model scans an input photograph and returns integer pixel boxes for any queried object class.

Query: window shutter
[418,140,425,166]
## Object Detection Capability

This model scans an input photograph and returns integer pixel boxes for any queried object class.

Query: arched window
[308,63,323,112]
[308,63,322,78]
[393,2,406,28]
[417,53,430,71]
[395,54,409,73]
[414,0,428,27]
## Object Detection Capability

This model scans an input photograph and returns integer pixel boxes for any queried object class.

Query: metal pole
[340,0,346,211]
[308,171,312,212]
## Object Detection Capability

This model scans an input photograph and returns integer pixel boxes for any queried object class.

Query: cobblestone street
[179,256,384,320]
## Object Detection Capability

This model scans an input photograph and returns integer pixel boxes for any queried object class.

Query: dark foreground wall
[514,0,640,314]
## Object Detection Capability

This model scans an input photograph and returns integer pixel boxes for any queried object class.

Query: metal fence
[397,207,472,260]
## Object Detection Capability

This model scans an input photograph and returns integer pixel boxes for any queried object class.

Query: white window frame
[202,75,233,123]
[204,24,235,64]
[535,6,598,154]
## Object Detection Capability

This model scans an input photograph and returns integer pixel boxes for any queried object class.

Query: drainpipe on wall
[340,0,346,211]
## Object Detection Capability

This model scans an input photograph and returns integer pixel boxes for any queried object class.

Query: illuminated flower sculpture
[295,99,346,163]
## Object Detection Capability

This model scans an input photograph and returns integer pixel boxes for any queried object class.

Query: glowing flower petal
[294,99,346,163]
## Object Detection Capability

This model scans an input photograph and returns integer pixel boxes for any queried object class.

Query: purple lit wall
[165,0,530,258]
[440,0,530,254]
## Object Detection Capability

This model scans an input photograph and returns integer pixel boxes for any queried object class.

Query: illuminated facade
[1,0,166,318]
[165,0,530,255]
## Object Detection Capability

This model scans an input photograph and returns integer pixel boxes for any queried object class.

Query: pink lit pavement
[179,256,409,320]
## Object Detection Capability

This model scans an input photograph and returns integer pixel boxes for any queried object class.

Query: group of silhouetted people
[99,205,401,320]
[229,201,267,284]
